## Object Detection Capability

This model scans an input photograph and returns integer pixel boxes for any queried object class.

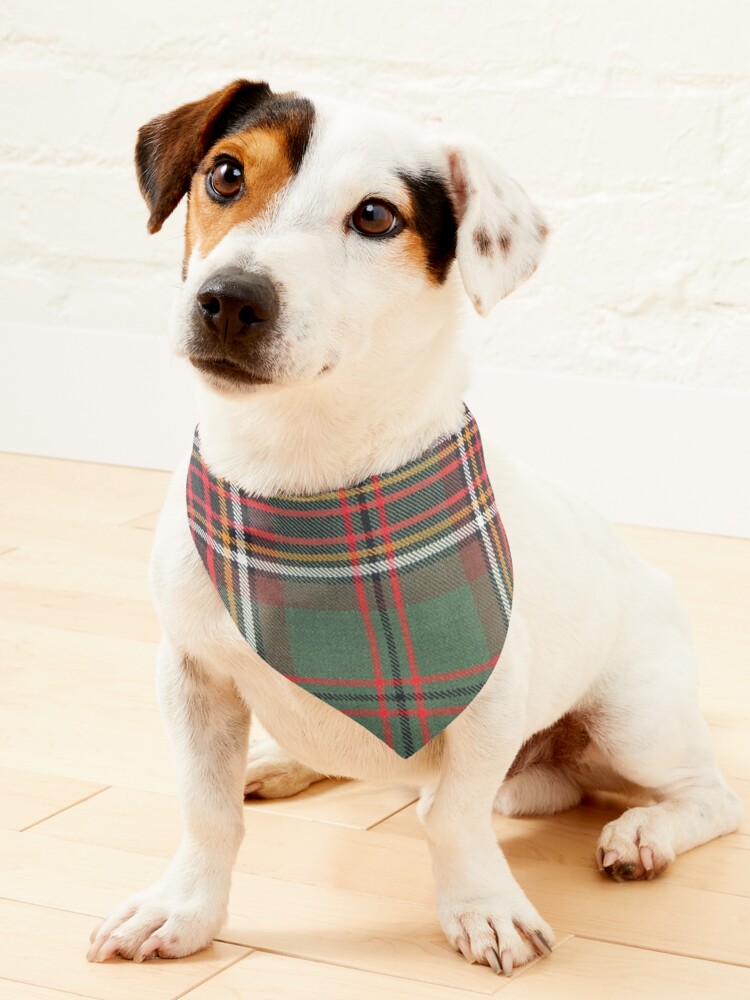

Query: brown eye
[207,158,244,201]
[350,199,401,237]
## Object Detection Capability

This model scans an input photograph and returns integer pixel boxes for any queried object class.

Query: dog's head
[136,80,548,393]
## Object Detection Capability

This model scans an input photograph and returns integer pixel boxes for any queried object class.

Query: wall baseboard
[3,322,748,537]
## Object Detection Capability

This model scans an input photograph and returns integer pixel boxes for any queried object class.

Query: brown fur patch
[537,221,549,241]
[473,227,493,256]
[136,80,273,234]
[498,230,513,257]
[186,128,294,260]
[506,712,591,780]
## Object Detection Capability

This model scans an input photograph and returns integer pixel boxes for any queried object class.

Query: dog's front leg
[87,638,249,962]
[422,687,554,976]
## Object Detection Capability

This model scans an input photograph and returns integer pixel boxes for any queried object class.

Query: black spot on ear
[498,230,513,257]
[399,169,458,283]
[473,228,493,256]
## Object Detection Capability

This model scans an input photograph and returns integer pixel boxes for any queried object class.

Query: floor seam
[19,785,113,833]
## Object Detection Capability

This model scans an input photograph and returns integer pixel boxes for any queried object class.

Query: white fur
[89,92,742,973]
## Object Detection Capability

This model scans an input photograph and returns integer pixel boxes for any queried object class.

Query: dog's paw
[596,806,676,881]
[245,737,325,799]
[86,885,223,962]
[440,893,555,975]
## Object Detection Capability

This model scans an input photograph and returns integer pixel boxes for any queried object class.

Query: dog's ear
[444,135,549,316]
[135,79,272,234]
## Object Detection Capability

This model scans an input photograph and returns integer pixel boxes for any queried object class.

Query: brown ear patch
[135,80,273,234]
[135,82,314,237]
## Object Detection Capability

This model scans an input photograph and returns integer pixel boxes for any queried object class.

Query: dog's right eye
[349,199,402,237]
[207,158,244,202]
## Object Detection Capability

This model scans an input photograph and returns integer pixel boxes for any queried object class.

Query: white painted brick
[2,0,748,391]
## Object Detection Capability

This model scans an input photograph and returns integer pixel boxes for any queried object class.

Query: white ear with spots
[445,135,549,316]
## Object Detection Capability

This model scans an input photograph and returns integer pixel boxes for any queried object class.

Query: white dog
[87,80,742,975]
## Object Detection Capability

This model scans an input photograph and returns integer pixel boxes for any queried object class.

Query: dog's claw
[484,947,502,974]
[601,849,619,869]
[89,919,104,944]
[134,933,162,963]
[501,948,514,977]
[640,845,655,878]
[530,930,552,956]
[596,846,605,871]
[90,937,121,963]
[457,937,474,963]
[85,935,105,962]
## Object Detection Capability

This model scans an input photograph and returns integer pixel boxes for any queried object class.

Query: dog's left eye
[207,158,244,201]
[349,199,401,237]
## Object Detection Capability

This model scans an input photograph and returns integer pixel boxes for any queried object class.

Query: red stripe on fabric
[344,705,464,719]
[371,475,430,744]
[214,438,485,519]
[185,471,486,547]
[282,656,496,687]
[338,487,393,747]
[195,451,218,585]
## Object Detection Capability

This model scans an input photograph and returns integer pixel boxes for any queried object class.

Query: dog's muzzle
[188,268,280,384]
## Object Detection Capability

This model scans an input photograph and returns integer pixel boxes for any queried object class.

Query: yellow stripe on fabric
[217,485,238,622]
[189,502,482,564]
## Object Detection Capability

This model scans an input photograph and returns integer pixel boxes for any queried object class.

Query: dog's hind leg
[87,638,250,962]
[244,735,327,799]
[495,765,582,816]
[590,646,742,881]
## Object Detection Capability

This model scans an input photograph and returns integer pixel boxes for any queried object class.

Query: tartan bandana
[186,408,512,758]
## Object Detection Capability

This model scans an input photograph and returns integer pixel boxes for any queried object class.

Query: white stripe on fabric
[229,483,255,639]
[455,429,512,622]
[190,506,501,581]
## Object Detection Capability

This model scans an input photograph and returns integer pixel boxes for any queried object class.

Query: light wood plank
[36,787,434,902]
[0,582,159,642]
[0,899,249,1000]
[0,540,155,602]
[0,829,569,994]
[712,725,750,782]
[371,809,750,966]
[124,510,160,531]
[35,782,750,906]
[0,453,168,526]
[243,776,416,829]
[0,622,174,793]
[0,766,105,831]
[0,512,153,561]
[500,936,750,999]
[0,982,98,1000]
[185,951,510,999]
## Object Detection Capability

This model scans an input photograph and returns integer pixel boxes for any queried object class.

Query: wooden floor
[0,451,748,1000]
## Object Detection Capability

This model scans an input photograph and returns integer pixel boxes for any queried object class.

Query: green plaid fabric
[186,407,512,758]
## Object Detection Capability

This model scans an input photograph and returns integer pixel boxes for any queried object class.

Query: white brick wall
[1,0,749,532]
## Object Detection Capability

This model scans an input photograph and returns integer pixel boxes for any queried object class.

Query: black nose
[195,269,279,347]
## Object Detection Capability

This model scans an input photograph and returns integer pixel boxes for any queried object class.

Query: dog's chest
[150,469,437,780]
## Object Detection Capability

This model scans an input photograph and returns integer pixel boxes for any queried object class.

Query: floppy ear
[445,135,549,316]
[135,79,272,234]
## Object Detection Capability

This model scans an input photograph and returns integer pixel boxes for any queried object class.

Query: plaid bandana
[186,408,512,758]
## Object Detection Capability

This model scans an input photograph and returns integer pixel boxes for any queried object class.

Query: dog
[87,80,742,974]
